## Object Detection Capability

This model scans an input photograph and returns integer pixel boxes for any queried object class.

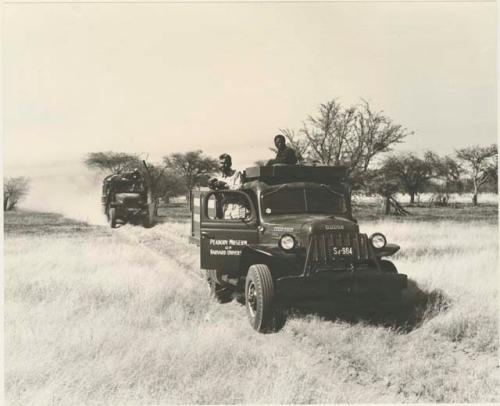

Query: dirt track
[117,218,203,281]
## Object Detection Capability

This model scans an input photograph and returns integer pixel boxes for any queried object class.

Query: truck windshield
[261,187,346,216]
[113,181,144,193]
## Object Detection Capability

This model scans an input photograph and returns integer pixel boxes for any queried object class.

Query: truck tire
[379,260,403,306]
[206,270,233,304]
[149,203,156,224]
[143,206,155,228]
[142,213,151,228]
[109,208,117,229]
[380,259,398,274]
[245,264,285,333]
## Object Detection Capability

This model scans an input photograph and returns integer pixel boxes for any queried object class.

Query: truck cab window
[206,192,251,221]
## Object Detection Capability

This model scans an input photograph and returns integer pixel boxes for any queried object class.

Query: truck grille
[308,231,370,265]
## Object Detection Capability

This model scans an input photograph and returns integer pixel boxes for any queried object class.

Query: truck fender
[239,246,273,275]
[374,243,400,257]
[238,245,300,277]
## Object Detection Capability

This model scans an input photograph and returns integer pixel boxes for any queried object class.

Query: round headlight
[279,234,296,251]
[370,233,387,249]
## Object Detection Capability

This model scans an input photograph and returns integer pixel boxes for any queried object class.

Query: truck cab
[190,165,407,333]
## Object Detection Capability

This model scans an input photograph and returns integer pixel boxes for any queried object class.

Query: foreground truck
[102,170,156,228]
[189,165,407,333]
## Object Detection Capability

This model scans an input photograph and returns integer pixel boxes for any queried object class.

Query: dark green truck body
[190,165,407,332]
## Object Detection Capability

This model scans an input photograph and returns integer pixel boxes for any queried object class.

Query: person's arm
[288,148,298,165]
[209,178,228,190]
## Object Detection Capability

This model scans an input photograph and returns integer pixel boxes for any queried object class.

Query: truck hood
[264,215,359,242]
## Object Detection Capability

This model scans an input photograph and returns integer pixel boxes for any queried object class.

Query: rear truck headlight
[370,233,387,249]
[279,234,296,251]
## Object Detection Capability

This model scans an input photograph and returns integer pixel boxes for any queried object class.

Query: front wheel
[109,207,117,229]
[380,259,398,274]
[245,264,285,333]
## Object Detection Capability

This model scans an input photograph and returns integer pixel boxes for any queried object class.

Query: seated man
[266,134,298,166]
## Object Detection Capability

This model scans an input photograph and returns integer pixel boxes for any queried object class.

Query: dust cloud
[19,166,108,225]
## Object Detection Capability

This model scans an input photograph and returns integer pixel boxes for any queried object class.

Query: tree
[456,144,498,206]
[163,150,218,205]
[486,158,498,191]
[298,100,357,166]
[382,152,437,204]
[4,177,30,211]
[363,169,408,216]
[153,169,186,203]
[253,159,268,167]
[282,99,410,186]
[349,100,411,181]
[84,152,141,173]
[433,155,463,193]
[137,163,182,202]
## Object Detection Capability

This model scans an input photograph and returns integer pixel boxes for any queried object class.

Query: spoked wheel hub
[246,281,258,318]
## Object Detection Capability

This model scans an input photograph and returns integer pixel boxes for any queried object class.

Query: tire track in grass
[112,221,204,283]
[112,221,256,332]
[101,221,236,327]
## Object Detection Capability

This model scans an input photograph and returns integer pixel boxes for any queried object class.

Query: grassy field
[4,203,499,405]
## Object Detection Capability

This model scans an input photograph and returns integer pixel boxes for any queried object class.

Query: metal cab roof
[243,165,348,186]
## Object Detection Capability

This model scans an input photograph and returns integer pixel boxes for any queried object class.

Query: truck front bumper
[111,205,148,214]
[275,270,407,303]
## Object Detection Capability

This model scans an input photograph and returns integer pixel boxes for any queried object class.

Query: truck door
[200,190,259,271]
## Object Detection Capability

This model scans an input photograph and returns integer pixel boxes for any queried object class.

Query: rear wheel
[143,206,155,228]
[142,212,151,228]
[150,203,156,224]
[109,208,117,229]
[245,264,286,333]
[206,270,233,304]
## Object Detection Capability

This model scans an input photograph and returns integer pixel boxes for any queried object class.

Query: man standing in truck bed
[267,134,298,166]
[208,153,247,220]
[209,153,243,191]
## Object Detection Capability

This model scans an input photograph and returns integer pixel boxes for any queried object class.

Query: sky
[3,1,497,173]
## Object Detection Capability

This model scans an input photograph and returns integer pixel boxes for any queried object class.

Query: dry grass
[354,192,498,206]
[4,210,499,405]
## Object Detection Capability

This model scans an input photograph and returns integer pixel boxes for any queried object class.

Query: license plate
[333,246,353,256]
